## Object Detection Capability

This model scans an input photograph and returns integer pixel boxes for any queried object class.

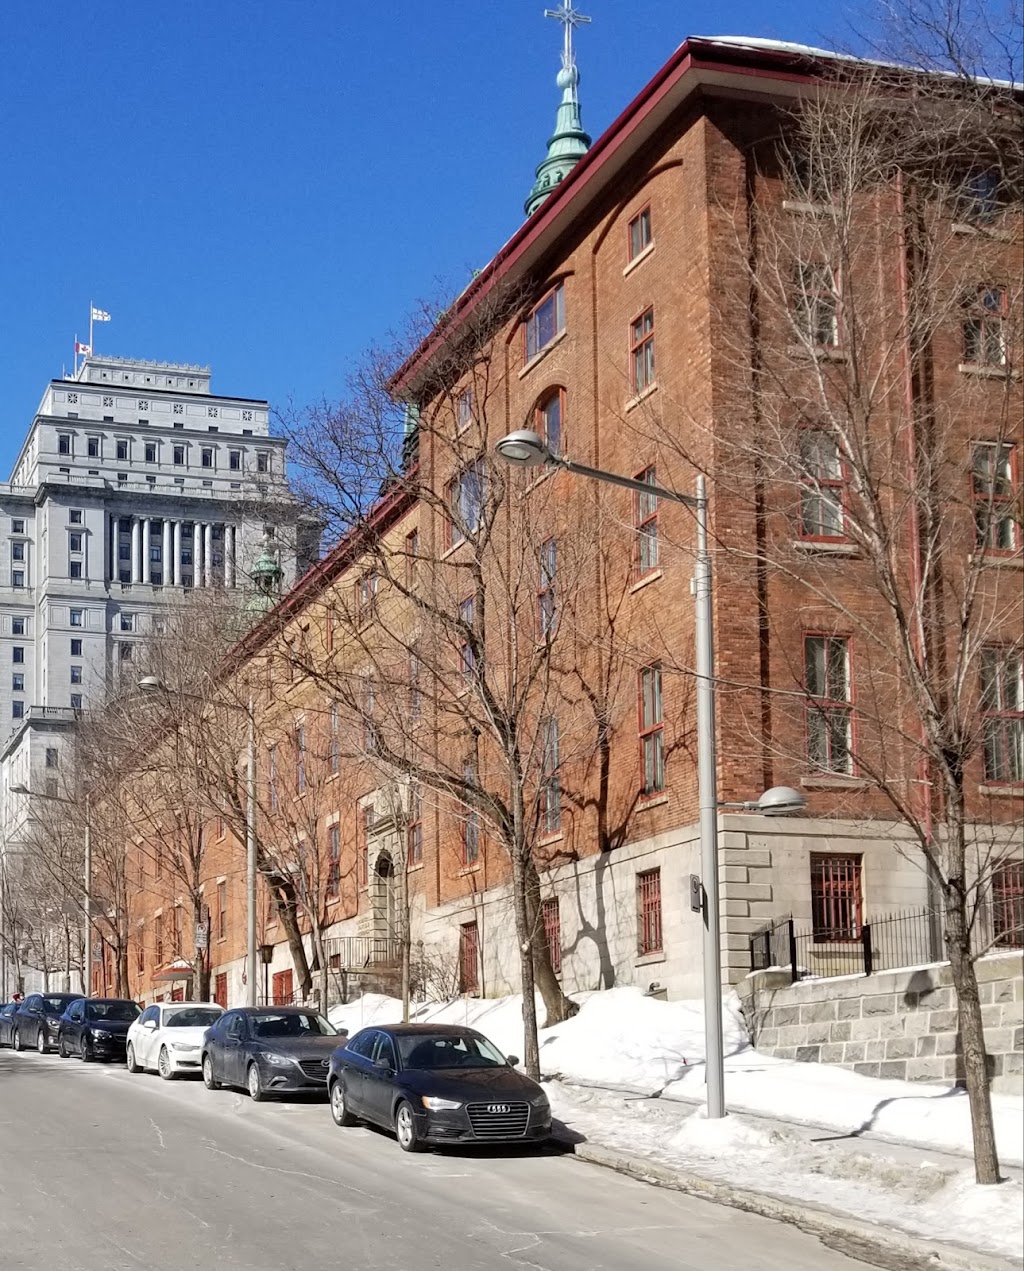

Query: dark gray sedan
[327,1023,551,1152]
[201,1006,341,1101]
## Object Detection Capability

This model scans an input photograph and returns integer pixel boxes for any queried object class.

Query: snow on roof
[692,35,849,60]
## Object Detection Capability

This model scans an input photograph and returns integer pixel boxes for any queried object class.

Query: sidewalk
[548,1078,1024,1269]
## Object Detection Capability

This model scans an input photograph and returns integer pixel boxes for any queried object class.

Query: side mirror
[335,1028,349,1039]
[506,1055,520,1068]
[373,1057,393,1073]
[143,1019,157,1030]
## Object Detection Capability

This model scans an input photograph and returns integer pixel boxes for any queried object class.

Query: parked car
[9,993,83,1053]
[0,1002,16,1047]
[327,1023,552,1153]
[201,1006,341,1101]
[126,1002,224,1079]
[58,997,140,1062]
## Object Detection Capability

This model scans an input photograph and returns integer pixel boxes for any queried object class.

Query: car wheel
[125,1042,141,1074]
[12,1028,22,1053]
[247,1063,266,1102]
[202,1054,220,1090]
[395,1100,424,1153]
[158,1047,176,1081]
[37,1029,49,1055]
[329,1079,357,1127]
[58,1033,70,1059]
[82,1034,94,1062]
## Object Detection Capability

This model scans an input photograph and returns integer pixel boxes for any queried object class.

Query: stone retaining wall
[738,953,1023,1094]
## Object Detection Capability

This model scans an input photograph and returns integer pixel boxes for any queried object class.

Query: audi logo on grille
[487,1103,511,1114]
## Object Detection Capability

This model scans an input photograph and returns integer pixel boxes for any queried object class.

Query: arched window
[535,388,564,455]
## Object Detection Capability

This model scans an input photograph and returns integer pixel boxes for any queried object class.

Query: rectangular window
[12,646,24,664]
[408,643,422,720]
[407,785,423,866]
[811,854,862,940]
[12,570,24,588]
[69,561,82,579]
[328,701,340,774]
[536,389,563,455]
[637,869,663,956]
[405,528,419,587]
[804,634,853,773]
[541,716,561,834]
[980,646,1023,783]
[360,805,373,886]
[447,461,485,547]
[542,897,562,974]
[87,437,100,458]
[628,207,653,260]
[537,538,557,639]
[70,665,82,684]
[458,596,476,683]
[794,264,839,347]
[120,613,134,632]
[799,430,846,539]
[362,674,378,753]
[11,542,24,562]
[992,860,1023,948]
[173,445,185,465]
[257,452,270,474]
[12,618,24,635]
[963,286,1008,366]
[217,880,227,940]
[119,642,133,663]
[12,673,24,691]
[268,744,279,811]
[117,440,129,461]
[357,571,379,624]
[69,609,83,627]
[69,533,82,553]
[70,693,83,710]
[45,747,59,768]
[11,519,24,534]
[12,701,24,720]
[459,921,480,994]
[327,823,341,898]
[145,443,157,463]
[70,639,82,656]
[136,933,145,976]
[58,434,72,455]
[630,307,655,391]
[295,722,306,793]
[972,443,1019,552]
[639,665,665,795]
[462,763,479,865]
[214,973,227,1009]
[634,466,659,575]
[525,282,565,360]
[456,388,473,433]
[201,447,214,468]
[229,450,241,471]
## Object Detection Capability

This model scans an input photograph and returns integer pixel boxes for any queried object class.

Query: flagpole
[89,303,94,358]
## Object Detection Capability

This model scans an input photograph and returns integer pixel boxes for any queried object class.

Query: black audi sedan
[58,997,140,1061]
[201,1006,342,1101]
[10,992,83,1054]
[327,1023,552,1153]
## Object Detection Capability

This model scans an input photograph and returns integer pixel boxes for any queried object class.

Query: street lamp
[9,783,92,996]
[138,676,258,1007]
[494,430,806,1119]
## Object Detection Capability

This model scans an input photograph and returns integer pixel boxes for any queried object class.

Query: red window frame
[214,972,228,1009]
[272,968,293,1006]
[407,786,423,866]
[628,206,653,260]
[633,466,659,576]
[156,912,164,964]
[217,880,227,940]
[542,897,562,974]
[963,286,1008,366]
[630,307,655,392]
[325,604,335,652]
[359,804,373,886]
[637,869,663,956]
[456,387,474,432]
[136,932,145,976]
[535,387,564,455]
[405,528,419,587]
[803,633,853,774]
[810,854,863,941]
[540,715,561,834]
[459,921,480,994]
[327,823,341,898]
[328,700,340,773]
[524,282,566,362]
[462,762,480,865]
[972,443,1019,554]
[408,643,422,720]
[446,461,485,548]
[798,428,847,541]
[793,263,840,348]
[980,645,1023,784]
[992,860,1023,948]
[268,743,279,812]
[356,571,378,624]
[638,665,665,795]
[295,721,307,793]
[537,538,557,640]
[458,596,475,683]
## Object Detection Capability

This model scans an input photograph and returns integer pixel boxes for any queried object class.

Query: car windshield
[164,1008,222,1028]
[398,1033,507,1070]
[86,1001,140,1022]
[43,996,77,1014]
[252,1012,336,1038]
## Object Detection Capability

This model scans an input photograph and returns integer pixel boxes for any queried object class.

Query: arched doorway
[373,852,398,942]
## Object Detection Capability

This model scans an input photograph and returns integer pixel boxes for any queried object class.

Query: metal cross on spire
[543,1,590,71]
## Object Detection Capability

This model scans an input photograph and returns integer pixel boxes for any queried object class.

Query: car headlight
[92,1030,112,1040]
[530,1092,550,1108]
[170,1042,197,1052]
[421,1096,462,1111]
[259,1052,292,1066]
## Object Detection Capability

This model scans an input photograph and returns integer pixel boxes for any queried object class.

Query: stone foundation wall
[738,953,1023,1094]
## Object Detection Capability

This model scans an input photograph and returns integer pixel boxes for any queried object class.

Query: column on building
[205,521,214,587]
[226,524,236,588]
[130,517,142,584]
[195,523,205,587]
[162,519,173,586]
[109,515,117,583]
[172,520,182,587]
[142,518,152,585]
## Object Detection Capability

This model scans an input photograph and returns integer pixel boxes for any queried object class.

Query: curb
[569,1141,1023,1271]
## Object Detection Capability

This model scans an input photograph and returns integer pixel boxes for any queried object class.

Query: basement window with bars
[542,897,562,974]
[637,869,663,956]
[810,853,862,941]
[460,921,480,994]
[992,860,1024,949]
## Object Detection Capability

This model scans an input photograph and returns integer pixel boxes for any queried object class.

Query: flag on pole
[75,341,92,355]
[90,307,111,322]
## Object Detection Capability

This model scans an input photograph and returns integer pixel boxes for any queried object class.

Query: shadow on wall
[564,851,620,991]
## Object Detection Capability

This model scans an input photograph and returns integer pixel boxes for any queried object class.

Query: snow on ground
[330,987,1023,1168]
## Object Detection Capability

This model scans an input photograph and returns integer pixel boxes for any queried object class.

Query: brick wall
[739,953,1024,1094]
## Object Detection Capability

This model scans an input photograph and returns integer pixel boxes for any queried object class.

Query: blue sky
[1,1,853,476]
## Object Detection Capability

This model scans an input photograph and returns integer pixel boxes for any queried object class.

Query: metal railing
[750,900,1021,983]
[323,936,402,971]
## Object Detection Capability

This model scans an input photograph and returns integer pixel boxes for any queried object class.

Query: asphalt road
[0,1048,875,1271]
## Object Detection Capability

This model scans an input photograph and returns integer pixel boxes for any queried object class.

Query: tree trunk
[524,854,577,1026]
[193,899,211,1001]
[945,884,1001,1184]
[511,849,541,1080]
[117,946,129,998]
[273,882,312,999]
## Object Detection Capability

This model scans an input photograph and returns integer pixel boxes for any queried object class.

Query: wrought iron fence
[323,936,402,972]
[750,898,1020,983]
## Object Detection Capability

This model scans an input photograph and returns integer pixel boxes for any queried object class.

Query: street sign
[689,874,704,914]
[194,920,209,950]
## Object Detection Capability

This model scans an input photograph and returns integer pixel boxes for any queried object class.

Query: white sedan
[126,1002,224,1079]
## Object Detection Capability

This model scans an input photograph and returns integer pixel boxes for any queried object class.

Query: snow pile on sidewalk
[329,987,1023,1166]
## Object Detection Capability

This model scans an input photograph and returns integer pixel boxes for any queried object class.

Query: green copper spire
[525,3,592,217]
[243,529,284,622]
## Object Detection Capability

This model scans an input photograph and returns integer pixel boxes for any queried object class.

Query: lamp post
[9,785,92,995]
[494,430,806,1118]
[138,676,258,1007]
